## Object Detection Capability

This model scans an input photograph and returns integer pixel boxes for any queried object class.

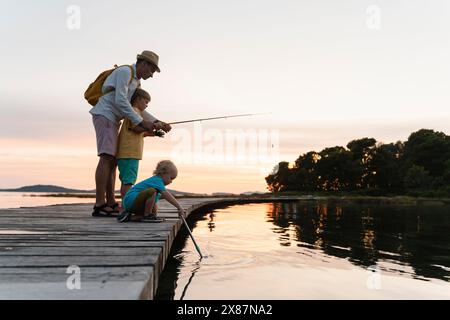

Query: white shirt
[89,64,157,125]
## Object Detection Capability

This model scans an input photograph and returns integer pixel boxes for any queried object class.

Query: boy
[116,88,156,205]
[117,160,186,222]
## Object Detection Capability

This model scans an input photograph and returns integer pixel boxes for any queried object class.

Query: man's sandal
[92,204,117,217]
[109,202,120,213]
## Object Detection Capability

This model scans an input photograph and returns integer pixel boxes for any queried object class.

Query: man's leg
[95,154,115,213]
[106,157,118,206]
[92,114,119,211]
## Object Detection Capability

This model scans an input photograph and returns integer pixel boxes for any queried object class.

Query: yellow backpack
[84,65,135,106]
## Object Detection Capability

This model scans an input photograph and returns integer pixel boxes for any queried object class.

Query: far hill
[0,184,207,197]
[0,185,90,193]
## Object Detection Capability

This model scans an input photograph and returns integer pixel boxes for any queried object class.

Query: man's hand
[161,122,172,133]
[154,122,163,131]
[154,121,172,133]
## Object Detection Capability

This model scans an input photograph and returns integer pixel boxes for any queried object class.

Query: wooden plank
[0,246,162,256]
[0,241,166,247]
[0,254,160,268]
[0,196,292,299]
[0,234,170,242]
[0,266,152,286]
[0,222,178,230]
[0,266,155,300]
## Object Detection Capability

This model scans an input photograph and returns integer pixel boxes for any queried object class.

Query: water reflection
[155,201,450,300]
[207,212,216,232]
[267,201,450,281]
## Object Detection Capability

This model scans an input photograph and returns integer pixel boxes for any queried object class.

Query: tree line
[265,129,450,197]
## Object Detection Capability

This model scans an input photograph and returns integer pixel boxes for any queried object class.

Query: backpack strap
[113,64,135,85]
[100,65,137,99]
[129,65,142,88]
[127,65,135,85]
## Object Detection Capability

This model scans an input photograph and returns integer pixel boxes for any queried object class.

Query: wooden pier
[0,197,298,299]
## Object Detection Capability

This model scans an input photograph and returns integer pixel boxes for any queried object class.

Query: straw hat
[137,50,160,72]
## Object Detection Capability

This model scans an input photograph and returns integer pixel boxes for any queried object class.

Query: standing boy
[116,88,155,203]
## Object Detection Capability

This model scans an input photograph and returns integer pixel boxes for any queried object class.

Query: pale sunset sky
[1,0,449,193]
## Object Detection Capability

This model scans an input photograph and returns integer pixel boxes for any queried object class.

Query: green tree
[346,138,377,188]
[402,129,450,178]
[265,162,292,192]
[264,129,449,196]
[315,147,362,191]
[292,151,320,191]
[403,165,432,189]
[369,142,403,190]
[347,138,377,162]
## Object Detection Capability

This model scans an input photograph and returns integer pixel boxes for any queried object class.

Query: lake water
[155,201,450,300]
[0,192,91,209]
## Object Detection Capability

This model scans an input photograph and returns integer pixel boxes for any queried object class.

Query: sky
[0,0,449,193]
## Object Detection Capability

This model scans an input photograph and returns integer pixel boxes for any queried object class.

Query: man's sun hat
[137,50,160,72]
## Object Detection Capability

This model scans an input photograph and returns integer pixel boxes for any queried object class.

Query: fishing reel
[154,129,165,138]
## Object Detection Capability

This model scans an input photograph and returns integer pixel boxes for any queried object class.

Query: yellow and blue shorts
[118,159,139,185]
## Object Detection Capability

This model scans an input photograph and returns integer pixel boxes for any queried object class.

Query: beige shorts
[92,115,119,157]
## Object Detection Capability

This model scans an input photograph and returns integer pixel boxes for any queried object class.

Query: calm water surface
[156,201,450,299]
[0,192,91,209]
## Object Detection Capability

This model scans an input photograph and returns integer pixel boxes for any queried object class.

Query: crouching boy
[117,160,186,222]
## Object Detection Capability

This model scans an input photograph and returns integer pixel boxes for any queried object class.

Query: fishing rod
[154,112,269,137]
[181,215,203,259]
[168,113,269,125]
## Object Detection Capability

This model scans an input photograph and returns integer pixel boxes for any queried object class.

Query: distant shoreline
[0,185,241,197]
[25,193,219,199]
[20,192,450,206]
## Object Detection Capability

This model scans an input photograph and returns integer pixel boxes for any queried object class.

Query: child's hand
[178,208,186,218]
[143,131,156,137]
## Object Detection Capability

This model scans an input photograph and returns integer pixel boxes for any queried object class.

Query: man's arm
[130,125,148,134]
[129,124,157,135]
[132,120,164,133]
[143,110,172,133]
[113,67,144,126]
[112,67,169,132]
[140,110,160,132]
[142,110,158,123]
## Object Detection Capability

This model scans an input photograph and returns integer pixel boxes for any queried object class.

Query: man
[89,50,171,217]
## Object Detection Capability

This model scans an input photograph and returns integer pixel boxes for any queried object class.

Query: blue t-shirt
[123,175,166,211]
